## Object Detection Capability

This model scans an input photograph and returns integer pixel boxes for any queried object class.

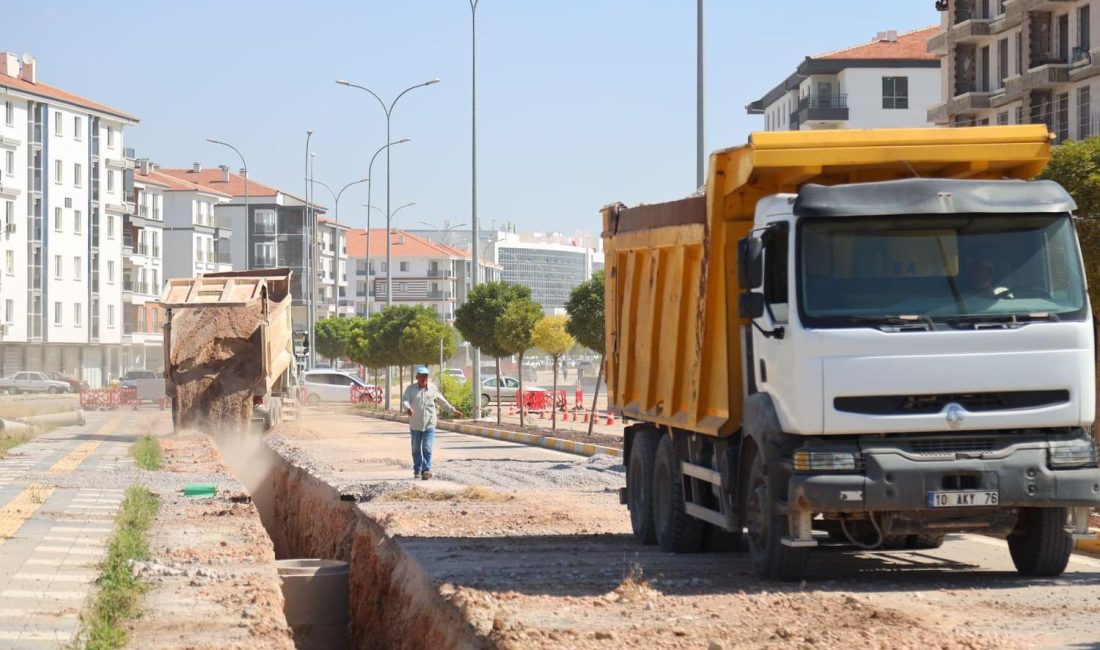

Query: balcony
[1021,0,1073,9]
[1016,59,1070,90]
[795,93,849,123]
[928,30,948,56]
[427,268,454,278]
[949,18,992,44]
[1070,48,1100,82]
[213,251,232,264]
[427,290,454,300]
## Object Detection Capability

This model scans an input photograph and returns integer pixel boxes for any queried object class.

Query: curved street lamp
[205,138,247,265]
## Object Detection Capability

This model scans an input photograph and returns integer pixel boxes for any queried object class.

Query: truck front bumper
[789,444,1100,513]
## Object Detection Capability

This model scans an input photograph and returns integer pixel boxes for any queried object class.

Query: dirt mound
[170,304,265,434]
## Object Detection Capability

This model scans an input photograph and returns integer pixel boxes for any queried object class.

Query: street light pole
[360,203,385,316]
[304,130,313,368]
[364,139,409,317]
[310,177,368,316]
[469,0,483,417]
[205,138,248,264]
[696,0,705,189]
[336,78,438,409]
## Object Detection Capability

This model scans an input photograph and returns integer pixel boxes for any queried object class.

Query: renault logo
[945,403,965,430]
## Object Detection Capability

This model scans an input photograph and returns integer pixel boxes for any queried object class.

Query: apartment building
[927,0,1099,140]
[0,52,137,384]
[158,166,332,333]
[345,229,501,321]
[123,161,167,370]
[747,27,941,131]
[316,217,352,318]
[138,163,232,285]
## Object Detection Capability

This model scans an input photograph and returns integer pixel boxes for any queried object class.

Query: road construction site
[1,402,1098,649]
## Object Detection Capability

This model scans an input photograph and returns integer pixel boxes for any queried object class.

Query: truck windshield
[798,214,1087,328]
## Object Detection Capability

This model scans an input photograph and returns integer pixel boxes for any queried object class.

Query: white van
[301,369,371,405]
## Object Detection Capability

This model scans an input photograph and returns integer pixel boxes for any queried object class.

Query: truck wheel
[627,428,660,544]
[307,393,321,407]
[906,533,945,550]
[48,386,60,394]
[652,434,704,553]
[1007,507,1073,577]
[704,525,743,552]
[745,448,809,581]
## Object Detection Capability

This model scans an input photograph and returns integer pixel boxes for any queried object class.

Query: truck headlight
[793,451,863,472]
[1048,438,1099,469]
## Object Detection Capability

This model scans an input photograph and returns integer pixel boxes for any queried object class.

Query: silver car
[480,376,547,406]
[0,371,72,394]
[301,370,373,405]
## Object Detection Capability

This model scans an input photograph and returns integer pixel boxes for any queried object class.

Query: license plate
[927,490,999,508]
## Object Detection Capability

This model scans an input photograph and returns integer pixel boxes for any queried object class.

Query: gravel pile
[437,454,625,492]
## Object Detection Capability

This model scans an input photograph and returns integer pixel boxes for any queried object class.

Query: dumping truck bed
[160,268,298,433]
[602,125,1053,438]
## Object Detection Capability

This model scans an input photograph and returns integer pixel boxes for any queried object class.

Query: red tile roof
[813,26,939,61]
[135,168,232,197]
[347,229,499,267]
[158,167,280,198]
[0,70,138,122]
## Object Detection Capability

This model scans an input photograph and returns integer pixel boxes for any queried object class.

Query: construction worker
[401,366,461,480]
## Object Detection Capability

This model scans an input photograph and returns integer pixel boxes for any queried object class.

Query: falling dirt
[170,304,265,434]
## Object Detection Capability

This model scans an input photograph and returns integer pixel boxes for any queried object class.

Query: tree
[495,298,543,426]
[314,316,363,364]
[1038,137,1100,313]
[565,271,606,435]
[346,305,441,397]
[399,312,457,371]
[532,315,575,431]
[455,281,534,423]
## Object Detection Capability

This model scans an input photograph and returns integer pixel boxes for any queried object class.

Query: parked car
[443,368,466,382]
[0,371,72,394]
[479,376,547,406]
[46,372,88,392]
[301,369,374,405]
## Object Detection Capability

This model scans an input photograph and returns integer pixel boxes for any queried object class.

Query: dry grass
[385,485,511,502]
[605,562,661,604]
[0,398,79,420]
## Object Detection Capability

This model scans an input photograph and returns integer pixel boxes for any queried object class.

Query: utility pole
[696,0,705,189]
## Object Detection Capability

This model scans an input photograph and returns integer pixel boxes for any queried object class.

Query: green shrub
[438,373,487,419]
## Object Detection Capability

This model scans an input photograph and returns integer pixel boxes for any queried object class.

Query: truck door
[754,223,795,414]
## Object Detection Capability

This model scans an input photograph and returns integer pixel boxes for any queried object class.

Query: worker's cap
[415,366,430,376]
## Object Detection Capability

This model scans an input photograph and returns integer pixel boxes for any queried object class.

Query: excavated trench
[212,432,487,650]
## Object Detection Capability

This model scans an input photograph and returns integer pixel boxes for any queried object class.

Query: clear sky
[4,1,937,236]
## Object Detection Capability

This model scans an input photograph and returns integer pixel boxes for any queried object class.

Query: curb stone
[358,410,622,459]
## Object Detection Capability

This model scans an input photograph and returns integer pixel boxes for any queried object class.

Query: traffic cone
[606,411,615,425]
[508,403,516,416]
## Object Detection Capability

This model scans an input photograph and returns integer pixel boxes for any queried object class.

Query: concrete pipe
[0,418,30,435]
[21,410,86,428]
[277,559,349,650]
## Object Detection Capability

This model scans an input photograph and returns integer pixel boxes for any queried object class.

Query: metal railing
[427,268,454,277]
[799,92,849,110]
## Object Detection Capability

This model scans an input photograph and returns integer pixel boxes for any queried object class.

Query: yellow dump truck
[605,126,1099,580]
[160,269,299,432]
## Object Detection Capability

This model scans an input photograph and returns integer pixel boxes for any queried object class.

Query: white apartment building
[138,163,233,283]
[747,27,941,131]
[0,52,137,384]
[346,229,502,322]
[927,0,1100,141]
[317,217,351,318]
[122,163,166,371]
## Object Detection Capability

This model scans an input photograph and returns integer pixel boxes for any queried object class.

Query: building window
[54,254,62,279]
[254,209,276,234]
[107,170,115,192]
[1080,5,1092,55]
[73,303,81,327]
[54,159,62,184]
[998,38,1009,89]
[882,77,908,109]
[73,256,81,280]
[74,209,82,234]
[1057,92,1070,143]
[54,111,62,136]
[4,250,12,275]
[254,242,275,267]
[54,207,62,231]
[4,299,11,324]
[4,201,11,230]
[74,163,82,187]
[1078,86,1091,140]
[107,214,115,238]
[997,111,1009,125]
[74,116,82,140]
[107,260,115,283]
[4,150,12,176]
[1015,105,1024,124]
[107,126,115,148]
[54,301,62,326]
[3,101,11,126]
[399,261,409,272]
[107,304,115,327]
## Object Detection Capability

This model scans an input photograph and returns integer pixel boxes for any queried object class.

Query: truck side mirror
[738,237,764,290]
[738,293,766,320]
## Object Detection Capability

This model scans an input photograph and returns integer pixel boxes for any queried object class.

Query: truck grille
[834,390,1069,415]
[908,438,996,456]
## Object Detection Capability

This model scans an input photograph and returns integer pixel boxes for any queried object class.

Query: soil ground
[277,405,1100,649]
